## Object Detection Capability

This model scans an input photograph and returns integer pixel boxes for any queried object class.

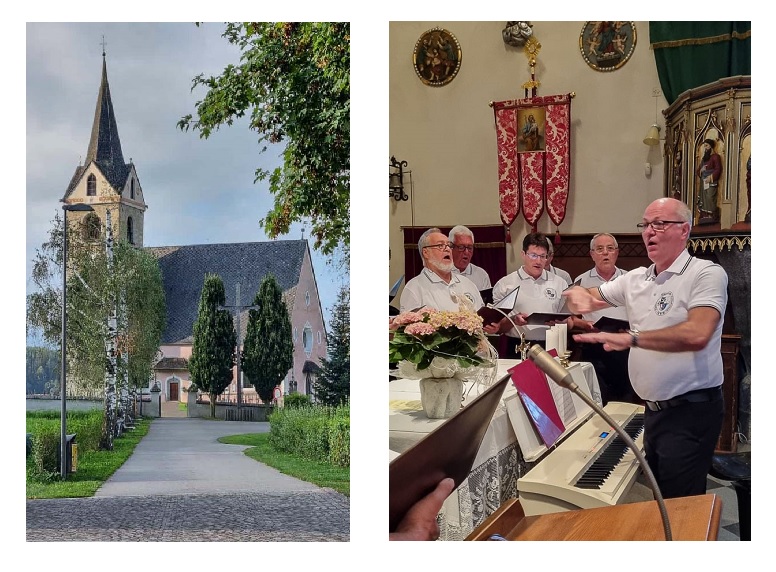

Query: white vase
[419,377,464,419]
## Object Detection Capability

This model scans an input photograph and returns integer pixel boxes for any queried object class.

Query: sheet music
[548,383,577,426]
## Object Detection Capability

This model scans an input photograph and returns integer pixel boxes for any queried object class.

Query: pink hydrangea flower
[405,322,437,336]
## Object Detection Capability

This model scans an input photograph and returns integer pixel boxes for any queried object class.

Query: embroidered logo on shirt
[654,292,673,316]
[465,293,475,304]
[544,288,558,300]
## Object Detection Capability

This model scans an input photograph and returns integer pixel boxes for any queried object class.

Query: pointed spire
[85,48,125,176]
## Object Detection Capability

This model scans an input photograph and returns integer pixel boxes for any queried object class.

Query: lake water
[26,398,102,412]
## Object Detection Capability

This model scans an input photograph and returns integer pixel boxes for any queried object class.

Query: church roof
[146,240,308,345]
[63,54,131,199]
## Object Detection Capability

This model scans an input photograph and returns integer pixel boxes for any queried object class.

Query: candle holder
[516,333,531,361]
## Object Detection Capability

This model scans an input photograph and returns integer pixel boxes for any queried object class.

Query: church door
[169,381,179,401]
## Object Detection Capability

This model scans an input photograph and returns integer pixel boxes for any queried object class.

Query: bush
[268,403,349,467]
[26,409,105,481]
[283,393,311,409]
[30,427,60,480]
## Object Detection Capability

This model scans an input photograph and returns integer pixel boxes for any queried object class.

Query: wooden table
[467,493,722,541]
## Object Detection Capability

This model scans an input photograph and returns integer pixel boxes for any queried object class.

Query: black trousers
[643,395,723,499]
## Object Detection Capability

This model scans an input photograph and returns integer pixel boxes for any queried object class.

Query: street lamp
[219,282,259,414]
[60,202,94,480]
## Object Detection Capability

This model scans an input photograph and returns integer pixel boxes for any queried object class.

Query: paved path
[26,418,349,541]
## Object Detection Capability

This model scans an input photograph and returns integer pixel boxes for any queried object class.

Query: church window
[130,179,135,199]
[302,325,313,355]
[305,291,311,306]
[87,174,96,196]
[127,216,134,244]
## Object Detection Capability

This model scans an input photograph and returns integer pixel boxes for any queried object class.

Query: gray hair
[449,225,474,243]
[589,233,619,250]
[418,227,442,261]
[545,236,554,256]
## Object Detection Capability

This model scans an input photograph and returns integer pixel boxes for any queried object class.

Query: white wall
[389,21,667,285]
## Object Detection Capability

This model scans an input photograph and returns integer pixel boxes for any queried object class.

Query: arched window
[87,174,96,196]
[83,213,101,241]
[317,331,322,344]
[305,291,311,306]
[130,179,135,199]
[127,216,134,244]
[293,327,298,342]
[302,325,313,355]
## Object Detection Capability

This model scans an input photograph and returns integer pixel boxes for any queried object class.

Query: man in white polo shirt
[399,227,483,313]
[570,232,636,404]
[563,198,728,499]
[449,225,492,291]
[485,232,568,357]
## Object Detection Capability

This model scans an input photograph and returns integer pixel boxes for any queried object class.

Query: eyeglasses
[525,252,549,261]
[452,245,474,252]
[593,246,618,254]
[636,220,686,232]
[422,242,453,251]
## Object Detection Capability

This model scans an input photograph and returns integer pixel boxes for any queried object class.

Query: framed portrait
[413,28,462,87]
[579,21,636,72]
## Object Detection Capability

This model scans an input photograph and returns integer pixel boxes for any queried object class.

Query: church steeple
[62,44,147,247]
[85,51,127,187]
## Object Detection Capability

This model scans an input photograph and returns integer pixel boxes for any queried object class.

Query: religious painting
[579,21,636,72]
[413,28,462,87]
[517,107,546,152]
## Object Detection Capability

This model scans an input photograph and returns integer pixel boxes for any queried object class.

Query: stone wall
[186,391,272,421]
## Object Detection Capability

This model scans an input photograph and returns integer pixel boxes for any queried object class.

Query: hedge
[268,403,349,467]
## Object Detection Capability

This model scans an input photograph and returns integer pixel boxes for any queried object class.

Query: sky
[25,22,348,340]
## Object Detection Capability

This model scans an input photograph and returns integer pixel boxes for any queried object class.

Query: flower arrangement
[389,307,496,380]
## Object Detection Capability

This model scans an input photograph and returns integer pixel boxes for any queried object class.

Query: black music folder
[524,312,572,325]
[479,287,493,306]
[388,373,511,533]
[477,286,519,326]
[593,316,630,332]
[389,275,404,302]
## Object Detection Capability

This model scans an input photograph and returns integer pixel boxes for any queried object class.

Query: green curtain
[649,22,751,104]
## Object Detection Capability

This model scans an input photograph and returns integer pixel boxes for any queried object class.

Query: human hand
[562,287,601,314]
[573,331,630,351]
[390,477,456,541]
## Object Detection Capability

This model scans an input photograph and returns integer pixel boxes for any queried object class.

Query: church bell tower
[61,46,147,246]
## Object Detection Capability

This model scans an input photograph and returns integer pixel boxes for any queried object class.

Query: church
[388,22,751,541]
[59,51,328,409]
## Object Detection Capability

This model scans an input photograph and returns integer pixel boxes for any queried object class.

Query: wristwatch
[628,328,640,348]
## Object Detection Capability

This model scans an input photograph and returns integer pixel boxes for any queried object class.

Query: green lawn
[219,433,350,497]
[26,417,152,499]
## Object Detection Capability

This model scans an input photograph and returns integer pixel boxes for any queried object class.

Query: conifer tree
[314,287,349,406]
[242,274,293,404]
[188,274,236,417]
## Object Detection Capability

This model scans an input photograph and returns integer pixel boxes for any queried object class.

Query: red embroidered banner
[493,94,571,231]
[494,105,520,227]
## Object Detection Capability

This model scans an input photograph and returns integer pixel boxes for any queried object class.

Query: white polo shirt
[548,264,572,286]
[399,268,484,313]
[598,250,728,401]
[492,267,568,340]
[452,262,491,291]
[572,266,629,323]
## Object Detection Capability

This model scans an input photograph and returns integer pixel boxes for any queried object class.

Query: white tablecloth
[388,359,602,540]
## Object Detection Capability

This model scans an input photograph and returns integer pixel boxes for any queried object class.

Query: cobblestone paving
[27,489,349,541]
